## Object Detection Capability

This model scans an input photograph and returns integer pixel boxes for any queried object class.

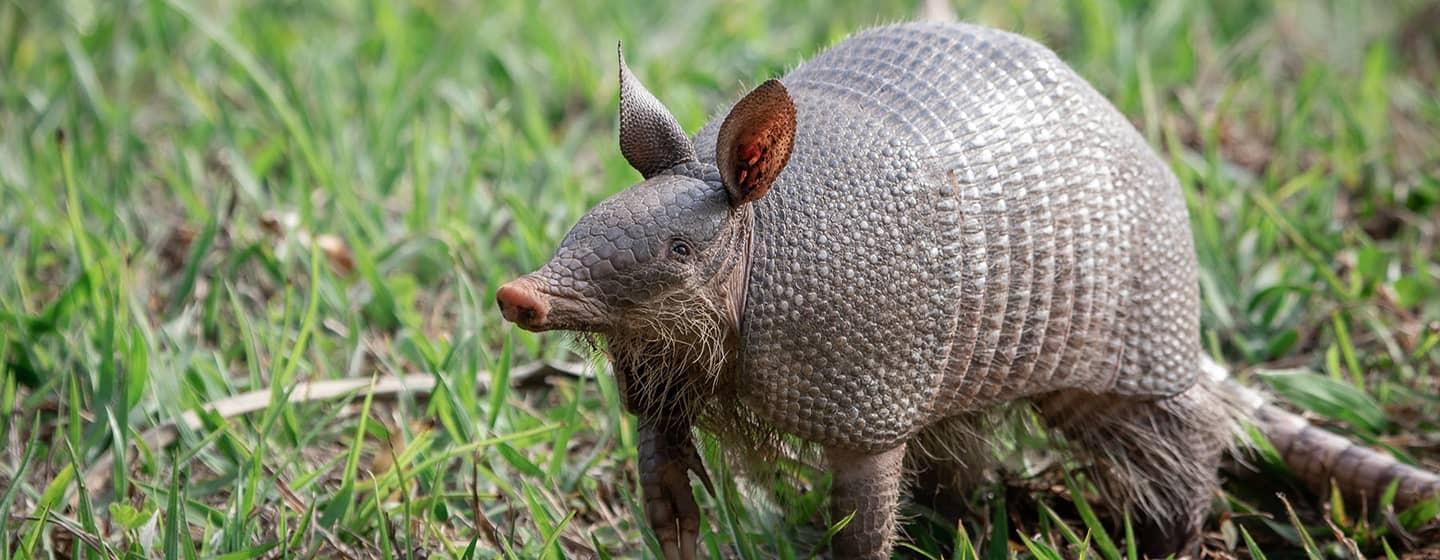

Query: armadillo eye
[670,239,692,257]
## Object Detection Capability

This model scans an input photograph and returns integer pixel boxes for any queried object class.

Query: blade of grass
[1063,470,1120,560]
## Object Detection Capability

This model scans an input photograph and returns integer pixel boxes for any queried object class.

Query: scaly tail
[1253,404,1440,509]
[1205,358,1440,511]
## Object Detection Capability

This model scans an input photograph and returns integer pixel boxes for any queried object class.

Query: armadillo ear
[618,43,698,179]
[716,79,796,207]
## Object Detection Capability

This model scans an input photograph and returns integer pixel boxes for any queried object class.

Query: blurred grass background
[1,0,1438,557]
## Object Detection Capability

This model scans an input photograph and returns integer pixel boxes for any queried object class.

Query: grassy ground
[2,0,1439,558]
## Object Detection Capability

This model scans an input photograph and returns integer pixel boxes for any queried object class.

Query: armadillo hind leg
[1040,375,1242,557]
[826,444,908,559]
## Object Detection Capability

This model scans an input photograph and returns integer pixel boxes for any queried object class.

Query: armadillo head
[497,46,796,358]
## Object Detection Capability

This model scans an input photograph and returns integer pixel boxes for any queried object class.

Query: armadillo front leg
[617,364,712,560]
[826,444,907,559]
[639,419,709,560]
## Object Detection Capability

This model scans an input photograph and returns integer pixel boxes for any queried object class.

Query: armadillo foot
[640,421,710,560]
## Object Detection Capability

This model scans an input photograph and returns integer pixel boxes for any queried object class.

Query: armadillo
[496,21,1440,559]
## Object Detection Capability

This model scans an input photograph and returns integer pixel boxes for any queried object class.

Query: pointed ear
[618,43,697,178]
[716,79,796,207]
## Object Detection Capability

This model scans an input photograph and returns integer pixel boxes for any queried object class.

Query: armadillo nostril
[496,281,549,329]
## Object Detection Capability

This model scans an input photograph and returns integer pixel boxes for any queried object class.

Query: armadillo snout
[497,279,550,331]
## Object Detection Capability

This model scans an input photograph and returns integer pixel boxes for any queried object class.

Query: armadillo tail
[1255,403,1440,511]
[1204,357,1440,511]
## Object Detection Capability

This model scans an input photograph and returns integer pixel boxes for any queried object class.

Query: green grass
[2,0,1438,557]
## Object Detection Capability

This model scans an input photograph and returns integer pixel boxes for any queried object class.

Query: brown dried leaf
[258,210,298,238]
[316,234,355,276]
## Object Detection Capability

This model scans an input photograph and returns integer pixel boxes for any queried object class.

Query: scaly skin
[1256,403,1440,510]
[690,22,1200,453]
[827,445,907,559]
[497,22,1440,559]
[639,420,708,560]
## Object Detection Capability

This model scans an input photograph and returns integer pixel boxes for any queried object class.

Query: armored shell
[694,22,1199,451]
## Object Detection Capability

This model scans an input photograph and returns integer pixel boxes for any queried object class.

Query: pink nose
[497,280,549,329]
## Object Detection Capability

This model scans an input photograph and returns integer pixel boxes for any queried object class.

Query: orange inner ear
[716,79,795,206]
[735,141,763,187]
[732,127,784,204]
